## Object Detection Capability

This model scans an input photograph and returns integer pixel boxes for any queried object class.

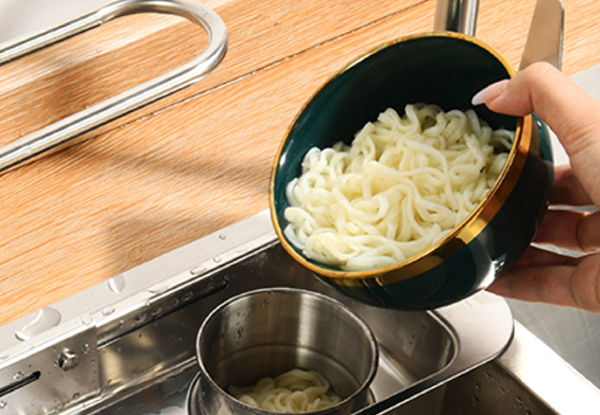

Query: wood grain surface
[0,0,599,326]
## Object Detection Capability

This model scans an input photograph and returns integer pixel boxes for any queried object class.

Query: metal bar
[0,0,227,174]
[519,0,564,70]
[434,0,480,36]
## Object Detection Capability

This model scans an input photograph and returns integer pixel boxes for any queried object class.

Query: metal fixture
[434,0,480,35]
[0,210,514,414]
[520,0,564,70]
[434,0,564,71]
[0,0,227,174]
[0,210,599,414]
[58,349,79,372]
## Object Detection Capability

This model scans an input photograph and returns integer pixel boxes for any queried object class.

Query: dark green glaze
[325,121,553,309]
[271,34,554,309]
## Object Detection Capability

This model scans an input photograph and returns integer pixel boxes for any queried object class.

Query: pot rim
[195,287,379,414]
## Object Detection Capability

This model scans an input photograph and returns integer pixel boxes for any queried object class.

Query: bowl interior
[197,289,378,409]
[271,33,519,273]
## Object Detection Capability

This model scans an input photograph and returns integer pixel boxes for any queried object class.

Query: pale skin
[472,62,600,312]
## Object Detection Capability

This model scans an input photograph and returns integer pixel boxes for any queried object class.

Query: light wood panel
[0,0,599,326]
[0,0,423,144]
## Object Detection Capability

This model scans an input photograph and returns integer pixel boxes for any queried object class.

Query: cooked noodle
[283,104,514,271]
[229,368,341,413]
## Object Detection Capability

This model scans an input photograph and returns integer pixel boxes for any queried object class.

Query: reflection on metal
[434,0,480,35]
[0,210,514,414]
[519,0,564,70]
[0,0,227,174]
[14,307,62,341]
[434,0,564,70]
[0,210,598,414]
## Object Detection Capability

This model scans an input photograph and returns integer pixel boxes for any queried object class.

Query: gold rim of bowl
[269,31,532,283]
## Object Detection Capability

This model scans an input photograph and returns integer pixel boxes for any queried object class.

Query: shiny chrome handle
[0,0,227,173]
[434,0,480,36]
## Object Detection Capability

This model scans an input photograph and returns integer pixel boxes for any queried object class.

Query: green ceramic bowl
[269,32,554,310]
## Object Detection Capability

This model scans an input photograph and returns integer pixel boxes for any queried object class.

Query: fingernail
[471,79,509,106]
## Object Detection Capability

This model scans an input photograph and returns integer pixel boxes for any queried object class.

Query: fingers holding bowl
[488,252,600,313]
[551,164,593,206]
[534,209,600,254]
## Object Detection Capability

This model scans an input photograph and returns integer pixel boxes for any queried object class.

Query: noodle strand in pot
[229,368,341,413]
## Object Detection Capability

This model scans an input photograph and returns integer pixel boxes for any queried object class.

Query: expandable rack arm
[0,0,227,174]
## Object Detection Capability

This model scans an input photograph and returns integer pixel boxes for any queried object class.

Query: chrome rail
[434,0,480,35]
[0,0,227,174]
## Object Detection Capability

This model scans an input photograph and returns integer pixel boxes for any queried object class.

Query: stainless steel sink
[0,210,599,415]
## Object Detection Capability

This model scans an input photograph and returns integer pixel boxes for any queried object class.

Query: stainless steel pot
[194,288,378,415]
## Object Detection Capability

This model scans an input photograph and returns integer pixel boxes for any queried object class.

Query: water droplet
[101,307,115,316]
[82,344,90,355]
[151,308,162,317]
[262,299,270,307]
[107,275,126,293]
[236,328,244,339]
[212,257,222,264]
[148,282,169,294]
[13,371,24,381]
[218,234,226,240]
[0,401,6,409]
[80,315,93,326]
[134,314,147,325]
[182,292,193,302]
[190,265,207,276]
[15,307,62,341]
[73,392,80,400]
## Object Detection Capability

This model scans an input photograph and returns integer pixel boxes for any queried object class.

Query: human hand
[472,62,600,312]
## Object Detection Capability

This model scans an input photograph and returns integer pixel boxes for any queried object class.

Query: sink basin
[0,210,598,415]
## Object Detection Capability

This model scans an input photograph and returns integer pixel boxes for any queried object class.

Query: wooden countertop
[0,0,599,326]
